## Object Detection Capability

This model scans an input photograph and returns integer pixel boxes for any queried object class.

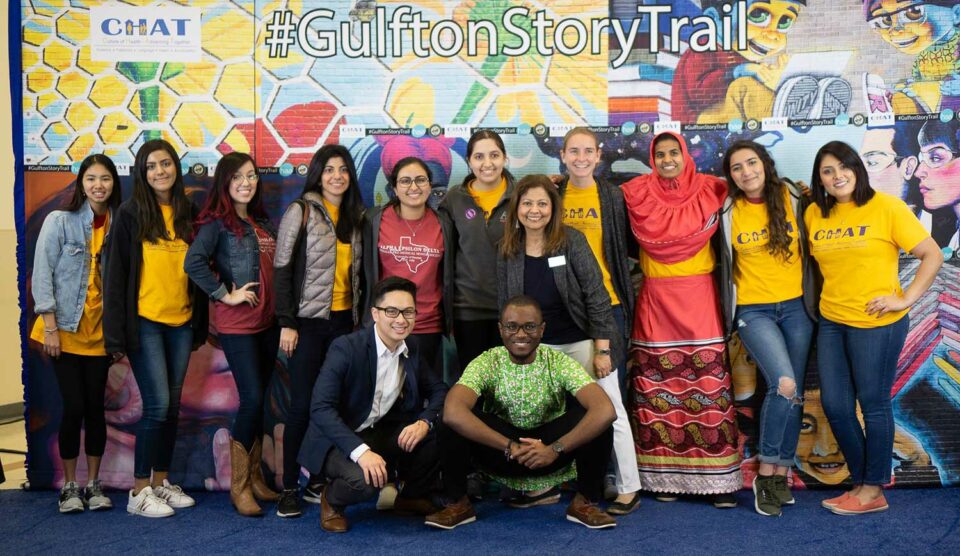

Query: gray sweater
[497,226,623,369]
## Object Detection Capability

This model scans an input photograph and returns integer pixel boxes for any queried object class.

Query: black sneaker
[276,488,303,518]
[83,479,113,511]
[59,481,84,514]
[712,492,738,509]
[303,480,325,505]
[466,472,485,501]
[507,486,561,509]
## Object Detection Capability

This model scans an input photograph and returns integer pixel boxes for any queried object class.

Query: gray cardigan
[497,226,622,369]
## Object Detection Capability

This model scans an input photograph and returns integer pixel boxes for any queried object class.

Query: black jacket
[557,176,637,336]
[297,326,448,474]
[103,199,209,354]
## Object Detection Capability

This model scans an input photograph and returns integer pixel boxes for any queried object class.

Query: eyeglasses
[375,306,417,319]
[397,176,430,188]
[918,147,959,169]
[868,4,927,31]
[499,322,543,335]
[231,173,259,184]
[861,151,903,174]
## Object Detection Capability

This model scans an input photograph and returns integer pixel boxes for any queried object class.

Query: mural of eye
[747,7,772,26]
[904,6,925,24]
[777,15,796,32]
[800,416,816,434]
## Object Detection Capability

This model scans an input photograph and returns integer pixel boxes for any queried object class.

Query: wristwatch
[551,441,565,454]
[595,348,611,356]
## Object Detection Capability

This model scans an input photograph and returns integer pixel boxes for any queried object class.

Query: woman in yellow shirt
[273,144,365,517]
[31,154,121,513]
[103,140,208,518]
[719,140,815,517]
[806,141,942,515]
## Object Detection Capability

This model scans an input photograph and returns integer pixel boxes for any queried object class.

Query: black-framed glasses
[397,176,430,188]
[375,306,417,319]
[499,322,543,335]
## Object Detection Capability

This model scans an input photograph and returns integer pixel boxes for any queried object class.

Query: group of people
[30,127,942,529]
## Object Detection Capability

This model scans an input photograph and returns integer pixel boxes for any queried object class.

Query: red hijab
[621,132,727,264]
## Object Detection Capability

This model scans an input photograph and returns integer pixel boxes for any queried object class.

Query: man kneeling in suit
[298,277,448,532]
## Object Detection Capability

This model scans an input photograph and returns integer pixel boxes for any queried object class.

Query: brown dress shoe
[320,487,348,533]
[249,438,279,502]
[566,493,616,529]
[425,496,477,530]
[393,496,440,516]
[230,439,263,517]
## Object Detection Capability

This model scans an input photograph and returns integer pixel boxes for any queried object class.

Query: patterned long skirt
[628,273,742,494]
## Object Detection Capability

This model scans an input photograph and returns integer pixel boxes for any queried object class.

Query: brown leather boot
[230,439,263,517]
[249,438,279,502]
[424,496,476,530]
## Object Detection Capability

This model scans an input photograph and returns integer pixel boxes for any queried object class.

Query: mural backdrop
[17,0,960,491]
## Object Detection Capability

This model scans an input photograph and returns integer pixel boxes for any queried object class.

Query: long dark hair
[460,129,515,188]
[811,141,875,218]
[386,156,432,212]
[132,139,193,242]
[501,175,566,258]
[64,153,123,212]
[722,141,793,261]
[195,152,267,237]
[302,144,364,243]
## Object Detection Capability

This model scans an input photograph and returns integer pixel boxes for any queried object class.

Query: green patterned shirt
[458,345,594,491]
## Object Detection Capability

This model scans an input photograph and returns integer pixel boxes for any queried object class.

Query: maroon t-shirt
[378,208,443,333]
[214,225,276,335]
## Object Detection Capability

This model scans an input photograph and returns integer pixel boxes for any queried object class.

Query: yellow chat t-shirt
[732,193,803,305]
[31,214,109,355]
[138,204,192,326]
[804,192,929,328]
[323,199,353,312]
[468,177,507,220]
[563,182,620,305]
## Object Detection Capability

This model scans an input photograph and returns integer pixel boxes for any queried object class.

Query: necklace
[401,211,427,237]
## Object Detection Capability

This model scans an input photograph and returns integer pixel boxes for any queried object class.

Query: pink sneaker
[821,491,850,509]
[830,494,888,515]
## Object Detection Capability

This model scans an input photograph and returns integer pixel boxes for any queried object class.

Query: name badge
[548,256,566,268]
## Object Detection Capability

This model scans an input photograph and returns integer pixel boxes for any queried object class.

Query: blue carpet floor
[1,488,958,554]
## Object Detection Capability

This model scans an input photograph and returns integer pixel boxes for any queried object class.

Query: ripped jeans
[736,297,814,467]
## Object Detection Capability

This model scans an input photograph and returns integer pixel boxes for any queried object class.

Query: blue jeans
[736,297,813,467]
[816,315,908,486]
[128,318,193,480]
[219,326,281,450]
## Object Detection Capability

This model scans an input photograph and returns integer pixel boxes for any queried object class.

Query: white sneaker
[127,486,174,518]
[83,479,113,511]
[154,479,195,509]
[59,481,84,514]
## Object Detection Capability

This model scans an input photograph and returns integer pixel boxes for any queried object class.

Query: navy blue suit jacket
[297,326,448,474]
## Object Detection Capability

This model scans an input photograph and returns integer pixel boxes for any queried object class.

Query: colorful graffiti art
[17,0,960,490]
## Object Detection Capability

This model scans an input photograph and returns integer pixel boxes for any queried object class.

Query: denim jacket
[32,200,113,332]
[184,217,276,300]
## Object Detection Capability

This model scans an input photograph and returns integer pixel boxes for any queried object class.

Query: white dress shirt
[349,329,408,462]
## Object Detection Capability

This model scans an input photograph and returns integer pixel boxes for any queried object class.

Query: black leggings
[52,353,111,460]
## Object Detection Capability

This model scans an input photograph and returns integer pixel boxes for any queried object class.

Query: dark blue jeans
[736,297,813,467]
[128,318,193,480]
[219,326,281,450]
[816,315,908,486]
[282,311,353,489]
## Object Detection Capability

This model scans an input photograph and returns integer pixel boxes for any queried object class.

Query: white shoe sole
[59,504,84,514]
[87,501,113,511]
[127,505,174,518]
[424,515,476,530]
[566,514,616,529]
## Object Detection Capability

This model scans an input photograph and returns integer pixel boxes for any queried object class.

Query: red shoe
[820,492,850,509]
[830,493,888,515]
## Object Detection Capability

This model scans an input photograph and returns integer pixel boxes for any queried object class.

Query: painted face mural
[866,0,959,56]
[741,0,804,62]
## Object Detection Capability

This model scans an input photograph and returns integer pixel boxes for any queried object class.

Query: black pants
[283,311,353,489]
[52,353,111,460]
[322,415,441,509]
[219,326,280,450]
[440,402,613,502]
[410,332,443,382]
[452,319,500,382]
